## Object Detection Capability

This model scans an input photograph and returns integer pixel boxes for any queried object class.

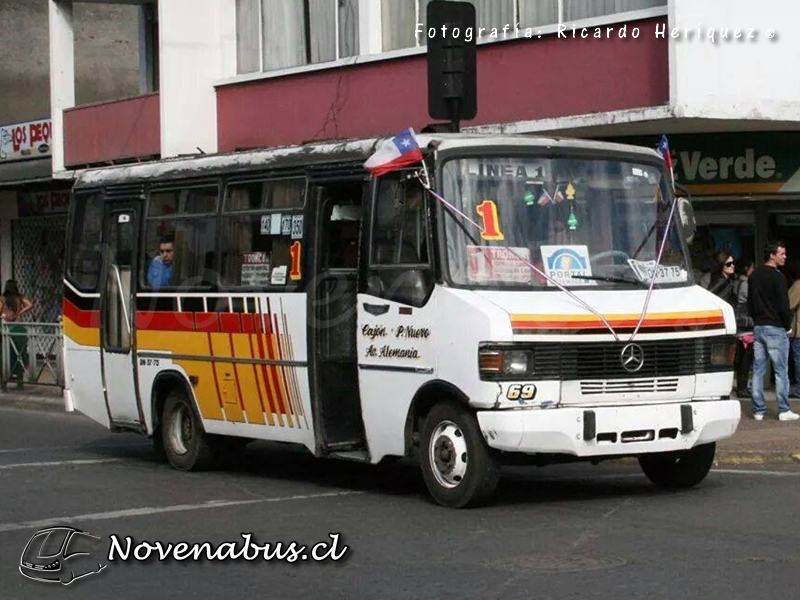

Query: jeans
[752,325,791,415]
[791,338,800,396]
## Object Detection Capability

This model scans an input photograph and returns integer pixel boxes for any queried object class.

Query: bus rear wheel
[162,390,217,471]
[638,442,716,489]
[420,402,499,508]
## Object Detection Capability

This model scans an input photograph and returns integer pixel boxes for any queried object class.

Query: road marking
[0,442,149,455]
[0,491,364,534]
[713,468,800,477]
[0,458,129,470]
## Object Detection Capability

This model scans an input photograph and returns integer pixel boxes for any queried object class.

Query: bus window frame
[66,189,106,294]
[218,175,309,292]
[366,171,436,307]
[433,146,683,292]
[141,180,221,291]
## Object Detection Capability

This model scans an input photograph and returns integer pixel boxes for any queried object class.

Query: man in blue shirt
[147,236,174,288]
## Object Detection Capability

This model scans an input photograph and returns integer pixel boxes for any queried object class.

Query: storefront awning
[0,158,52,188]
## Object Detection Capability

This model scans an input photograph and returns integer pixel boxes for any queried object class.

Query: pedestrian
[748,241,798,421]
[707,252,738,305]
[0,279,34,389]
[733,259,756,398]
[787,260,800,399]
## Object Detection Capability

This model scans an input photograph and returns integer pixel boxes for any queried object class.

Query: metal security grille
[12,215,68,323]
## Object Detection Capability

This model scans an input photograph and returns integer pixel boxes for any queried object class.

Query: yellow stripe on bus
[63,316,100,347]
[136,330,223,421]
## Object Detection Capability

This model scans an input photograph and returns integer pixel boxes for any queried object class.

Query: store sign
[613,133,800,196]
[0,118,52,162]
[776,214,800,227]
[18,190,70,217]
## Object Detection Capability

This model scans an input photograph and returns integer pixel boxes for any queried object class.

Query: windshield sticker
[271,265,288,285]
[241,252,270,286]
[541,245,595,286]
[467,246,532,284]
[476,200,504,241]
[291,215,304,240]
[627,259,688,284]
[475,162,546,180]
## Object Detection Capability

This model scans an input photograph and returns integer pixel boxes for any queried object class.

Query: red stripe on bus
[254,325,278,416]
[135,311,194,331]
[209,332,225,410]
[62,298,100,328]
[220,313,242,333]
[194,312,220,333]
[241,313,256,333]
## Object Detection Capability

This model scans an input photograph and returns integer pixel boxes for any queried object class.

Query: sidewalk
[1,387,798,465]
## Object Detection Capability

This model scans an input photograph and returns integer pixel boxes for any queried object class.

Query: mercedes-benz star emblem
[620,343,645,373]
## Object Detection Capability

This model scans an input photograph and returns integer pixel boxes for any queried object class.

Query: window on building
[236,0,359,74]
[219,178,306,287]
[521,0,666,27]
[564,0,666,21]
[144,185,218,289]
[68,192,105,291]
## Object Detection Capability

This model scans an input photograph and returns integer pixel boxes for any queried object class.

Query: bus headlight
[479,348,533,378]
[710,340,735,367]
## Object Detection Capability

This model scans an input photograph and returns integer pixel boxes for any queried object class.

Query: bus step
[329,449,370,463]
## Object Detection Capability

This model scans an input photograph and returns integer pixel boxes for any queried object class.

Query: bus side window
[67,193,104,291]
[143,185,218,290]
[219,178,306,288]
[368,177,433,306]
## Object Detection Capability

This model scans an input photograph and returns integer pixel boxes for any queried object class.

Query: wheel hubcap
[168,404,193,455]
[429,420,468,488]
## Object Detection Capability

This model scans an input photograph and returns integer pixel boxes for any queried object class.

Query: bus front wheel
[420,402,499,508]
[638,442,716,489]
[161,390,217,471]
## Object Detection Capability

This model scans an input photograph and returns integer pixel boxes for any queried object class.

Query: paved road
[2,405,799,600]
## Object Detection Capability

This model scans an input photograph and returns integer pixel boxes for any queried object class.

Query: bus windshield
[441,155,692,290]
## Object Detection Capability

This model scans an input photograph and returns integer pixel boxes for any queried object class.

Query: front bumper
[477,400,740,457]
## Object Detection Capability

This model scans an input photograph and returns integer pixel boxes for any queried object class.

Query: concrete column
[48,0,75,174]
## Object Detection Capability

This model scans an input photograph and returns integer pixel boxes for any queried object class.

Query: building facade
[0,0,141,321]
[47,0,800,280]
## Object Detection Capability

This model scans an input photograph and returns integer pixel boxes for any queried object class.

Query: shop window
[67,192,104,291]
[144,185,219,289]
[235,0,359,73]
[219,179,307,288]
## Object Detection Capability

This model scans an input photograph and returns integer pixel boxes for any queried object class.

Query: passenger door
[310,181,366,450]
[100,202,142,425]
[356,175,437,457]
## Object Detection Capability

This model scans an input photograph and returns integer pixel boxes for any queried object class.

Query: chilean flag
[364,128,423,176]
[658,134,673,172]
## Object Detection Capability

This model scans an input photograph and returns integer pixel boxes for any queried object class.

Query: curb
[714,451,800,466]
[0,393,65,414]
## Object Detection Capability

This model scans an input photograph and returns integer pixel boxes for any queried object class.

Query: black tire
[638,442,716,489]
[420,402,499,508]
[161,389,217,471]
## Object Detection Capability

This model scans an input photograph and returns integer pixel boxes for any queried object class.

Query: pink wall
[218,18,668,152]
[64,93,160,167]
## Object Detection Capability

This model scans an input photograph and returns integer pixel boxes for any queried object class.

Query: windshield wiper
[567,275,648,287]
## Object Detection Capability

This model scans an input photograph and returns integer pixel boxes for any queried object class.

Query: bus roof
[73,133,662,189]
